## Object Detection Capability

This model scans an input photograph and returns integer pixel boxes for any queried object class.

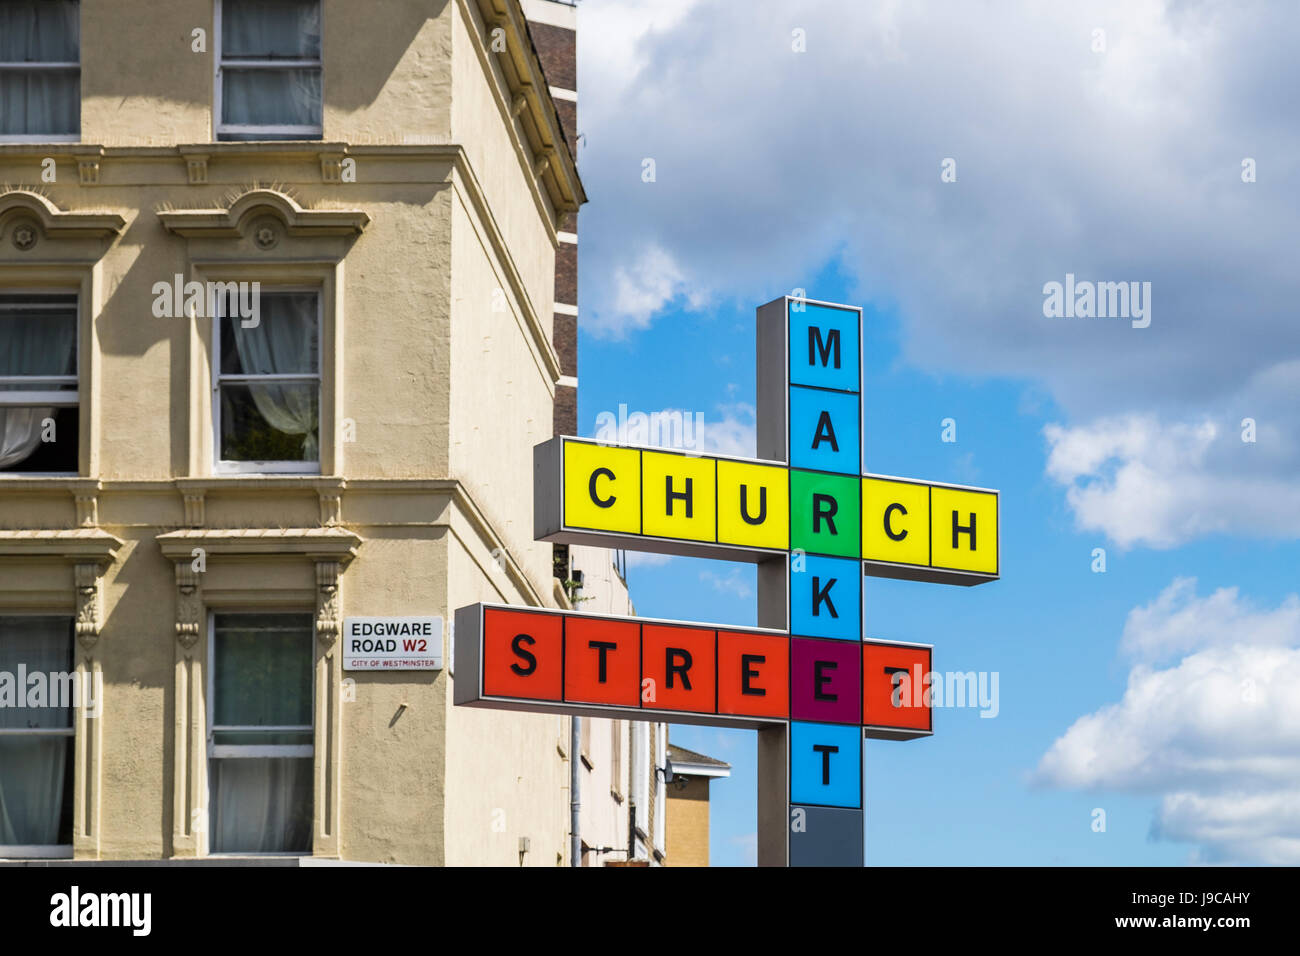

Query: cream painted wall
[0,0,581,865]
[451,0,557,322]
[78,0,456,146]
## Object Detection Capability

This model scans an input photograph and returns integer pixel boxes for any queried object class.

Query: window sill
[214,464,323,477]
[0,473,86,483]
[0,135,79,144]
[215,133,324,143]
[0,845,74,860]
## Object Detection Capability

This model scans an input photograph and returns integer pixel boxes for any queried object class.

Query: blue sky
[572,1,1300,866]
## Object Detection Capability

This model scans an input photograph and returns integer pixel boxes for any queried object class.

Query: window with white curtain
[0,616,75,857]
[0,0,80,140]
[208,612,314,855]
[216,0,322,141]
[214,288,321,474]
[0,293,78,474]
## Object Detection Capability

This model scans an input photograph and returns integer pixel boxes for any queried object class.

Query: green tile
[790,469,861,558]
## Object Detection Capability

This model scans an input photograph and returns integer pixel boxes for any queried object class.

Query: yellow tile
[717,459,788,550]
[930,486,998,574]
[861,477,930,567]
[641,450,717,542]
[563,441,642,534]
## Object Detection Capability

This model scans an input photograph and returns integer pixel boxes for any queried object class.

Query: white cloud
[579,0,1300,404]
[1120,577,1300,662]
[1153,791,1300,866]
[1036,579,1300,863]
[577,1,1300,551]
[1044,406,1300,549]
[625,551,673,569]
[699,568,752,599]
[698,402,757,458]
[595,244,708,337]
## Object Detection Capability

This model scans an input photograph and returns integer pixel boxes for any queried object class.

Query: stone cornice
[0,189,126,238]
[156,527,361,563]
[465,0,586,215]
[157,188,369,238]
[0,528,122,563]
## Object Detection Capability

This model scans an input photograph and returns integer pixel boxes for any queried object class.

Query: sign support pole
[755,557,790,866]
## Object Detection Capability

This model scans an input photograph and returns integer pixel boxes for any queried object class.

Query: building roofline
[668,744,732,778]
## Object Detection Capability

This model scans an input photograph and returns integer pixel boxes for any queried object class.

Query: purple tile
[791,637,861,724]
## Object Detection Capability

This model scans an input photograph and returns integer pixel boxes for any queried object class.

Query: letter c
[884,502,908,541]
[589,467,616,508]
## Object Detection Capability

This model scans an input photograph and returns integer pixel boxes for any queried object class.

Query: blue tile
[790,554,861,640]
[789,386,860,475]
[791,721,861,808]
[788,302,860,392]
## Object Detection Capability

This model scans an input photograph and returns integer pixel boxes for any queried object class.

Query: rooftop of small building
[668,744,732,775]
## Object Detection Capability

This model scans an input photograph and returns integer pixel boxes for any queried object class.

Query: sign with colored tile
[454,603,926,734]
[461,295,1002,867]
[535,437,998,584]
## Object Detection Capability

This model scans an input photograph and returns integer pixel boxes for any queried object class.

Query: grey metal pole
[570,715,581,866]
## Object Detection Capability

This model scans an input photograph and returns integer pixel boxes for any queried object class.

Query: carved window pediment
[0,190,125,261]
[157,188,369,246]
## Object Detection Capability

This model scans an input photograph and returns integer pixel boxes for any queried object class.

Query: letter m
[808,326,841,369]
[208,280,241,317]
[50,672,76,708]
[101,893,129,926]
[1098,281,1129,317]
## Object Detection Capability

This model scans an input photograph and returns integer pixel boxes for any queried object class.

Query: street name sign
[454,603,933,738]
[343,616,443,671]
[454,295,1000,866]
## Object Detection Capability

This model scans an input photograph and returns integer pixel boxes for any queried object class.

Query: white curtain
[0,307,75,470]
[0,617,72,847]
[0,0,79,136]
[221,0,321,128]
[211,758,312,853]
[0,408,49,469]
[229,294,319,460]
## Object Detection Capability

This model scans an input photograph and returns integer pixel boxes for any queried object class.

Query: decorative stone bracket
[0,529,122,647]
[174,562,203,649]
[316,560,341,646]
[74,562,105,648]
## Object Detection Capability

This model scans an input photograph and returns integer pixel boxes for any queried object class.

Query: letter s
[510,633,537,675]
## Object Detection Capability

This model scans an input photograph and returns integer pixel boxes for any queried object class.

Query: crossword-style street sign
[454,602,934,739]
[454,295,1000,866]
